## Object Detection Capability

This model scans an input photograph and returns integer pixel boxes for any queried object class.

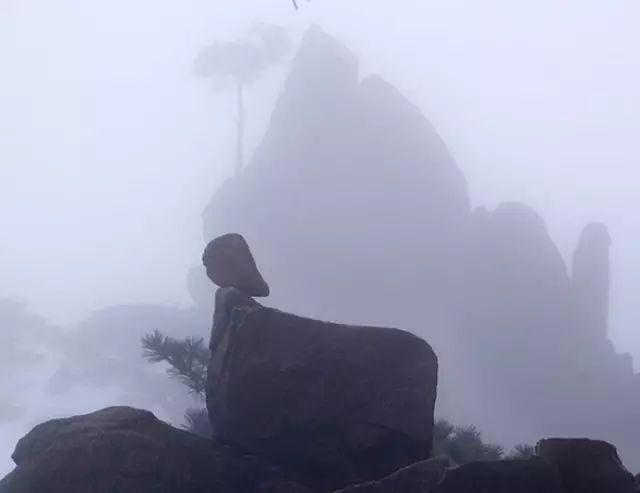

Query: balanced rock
[0,407,284,493]
[202,233,270,297]
[206,290,438,491]
[537,438,636,493]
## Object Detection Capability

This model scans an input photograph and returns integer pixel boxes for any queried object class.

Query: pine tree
[433,419,506,464]
[141,330,212,437]
[194,24,290,176]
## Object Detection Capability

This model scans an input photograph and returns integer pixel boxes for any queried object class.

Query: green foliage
[142,330,212,437]
[433,419,506,464]
[141,329,209,397]
[433,419,536,464]
[508,443,536,460]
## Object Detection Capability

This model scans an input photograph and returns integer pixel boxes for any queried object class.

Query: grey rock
[537,438,636,493]
[202,233,270,297]
[206,300,438,491]
[0,406,284,493]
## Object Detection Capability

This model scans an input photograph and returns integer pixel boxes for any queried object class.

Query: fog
[1,0,639,478]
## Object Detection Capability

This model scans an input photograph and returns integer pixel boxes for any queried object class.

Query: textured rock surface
[437,458,566,493]
[334,456,451,493]
[206,296,438,491]
[202,233,270,297]
[537,438,636,493]
[0,407,284,493]
[255,481,314,493]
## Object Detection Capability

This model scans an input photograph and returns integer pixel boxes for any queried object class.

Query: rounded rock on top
[202,233,270,297]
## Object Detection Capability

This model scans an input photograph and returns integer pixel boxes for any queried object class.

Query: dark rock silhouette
[571,222,611,344]
[201,26,640,468]
[203,233,270,297]
[256,481,314,493]
[206,282,438,491]
[437,458,566,493]
[537,438,637,493]
[334,456,451,492]
[0,407,286,493]
[3,406,637,493]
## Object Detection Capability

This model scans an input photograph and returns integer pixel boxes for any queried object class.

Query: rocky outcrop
[4,407,639,493]
[437,458,566,493]
[206,288,438,491]
[537,438,637,493]
[334,449,567,493]
[334,456,451,493]
[203,233,270,297]
[0,407,286,493]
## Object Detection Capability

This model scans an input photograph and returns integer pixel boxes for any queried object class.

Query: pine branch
[141,329,210,397]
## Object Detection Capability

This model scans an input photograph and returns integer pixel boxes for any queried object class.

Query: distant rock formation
[203,26,470,329]
[201,26,640,469]
[571,222,611,344]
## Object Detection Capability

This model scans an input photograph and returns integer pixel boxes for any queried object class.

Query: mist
[1,0,639,481]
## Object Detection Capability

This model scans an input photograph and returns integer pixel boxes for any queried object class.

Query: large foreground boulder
[537,438,637,493]
[206,291,438,491]
[0,407,284,493]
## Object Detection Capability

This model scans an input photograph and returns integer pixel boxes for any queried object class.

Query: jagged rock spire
[572,222,611,340]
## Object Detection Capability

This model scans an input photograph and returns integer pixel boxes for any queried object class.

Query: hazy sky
[1,2,638,361]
